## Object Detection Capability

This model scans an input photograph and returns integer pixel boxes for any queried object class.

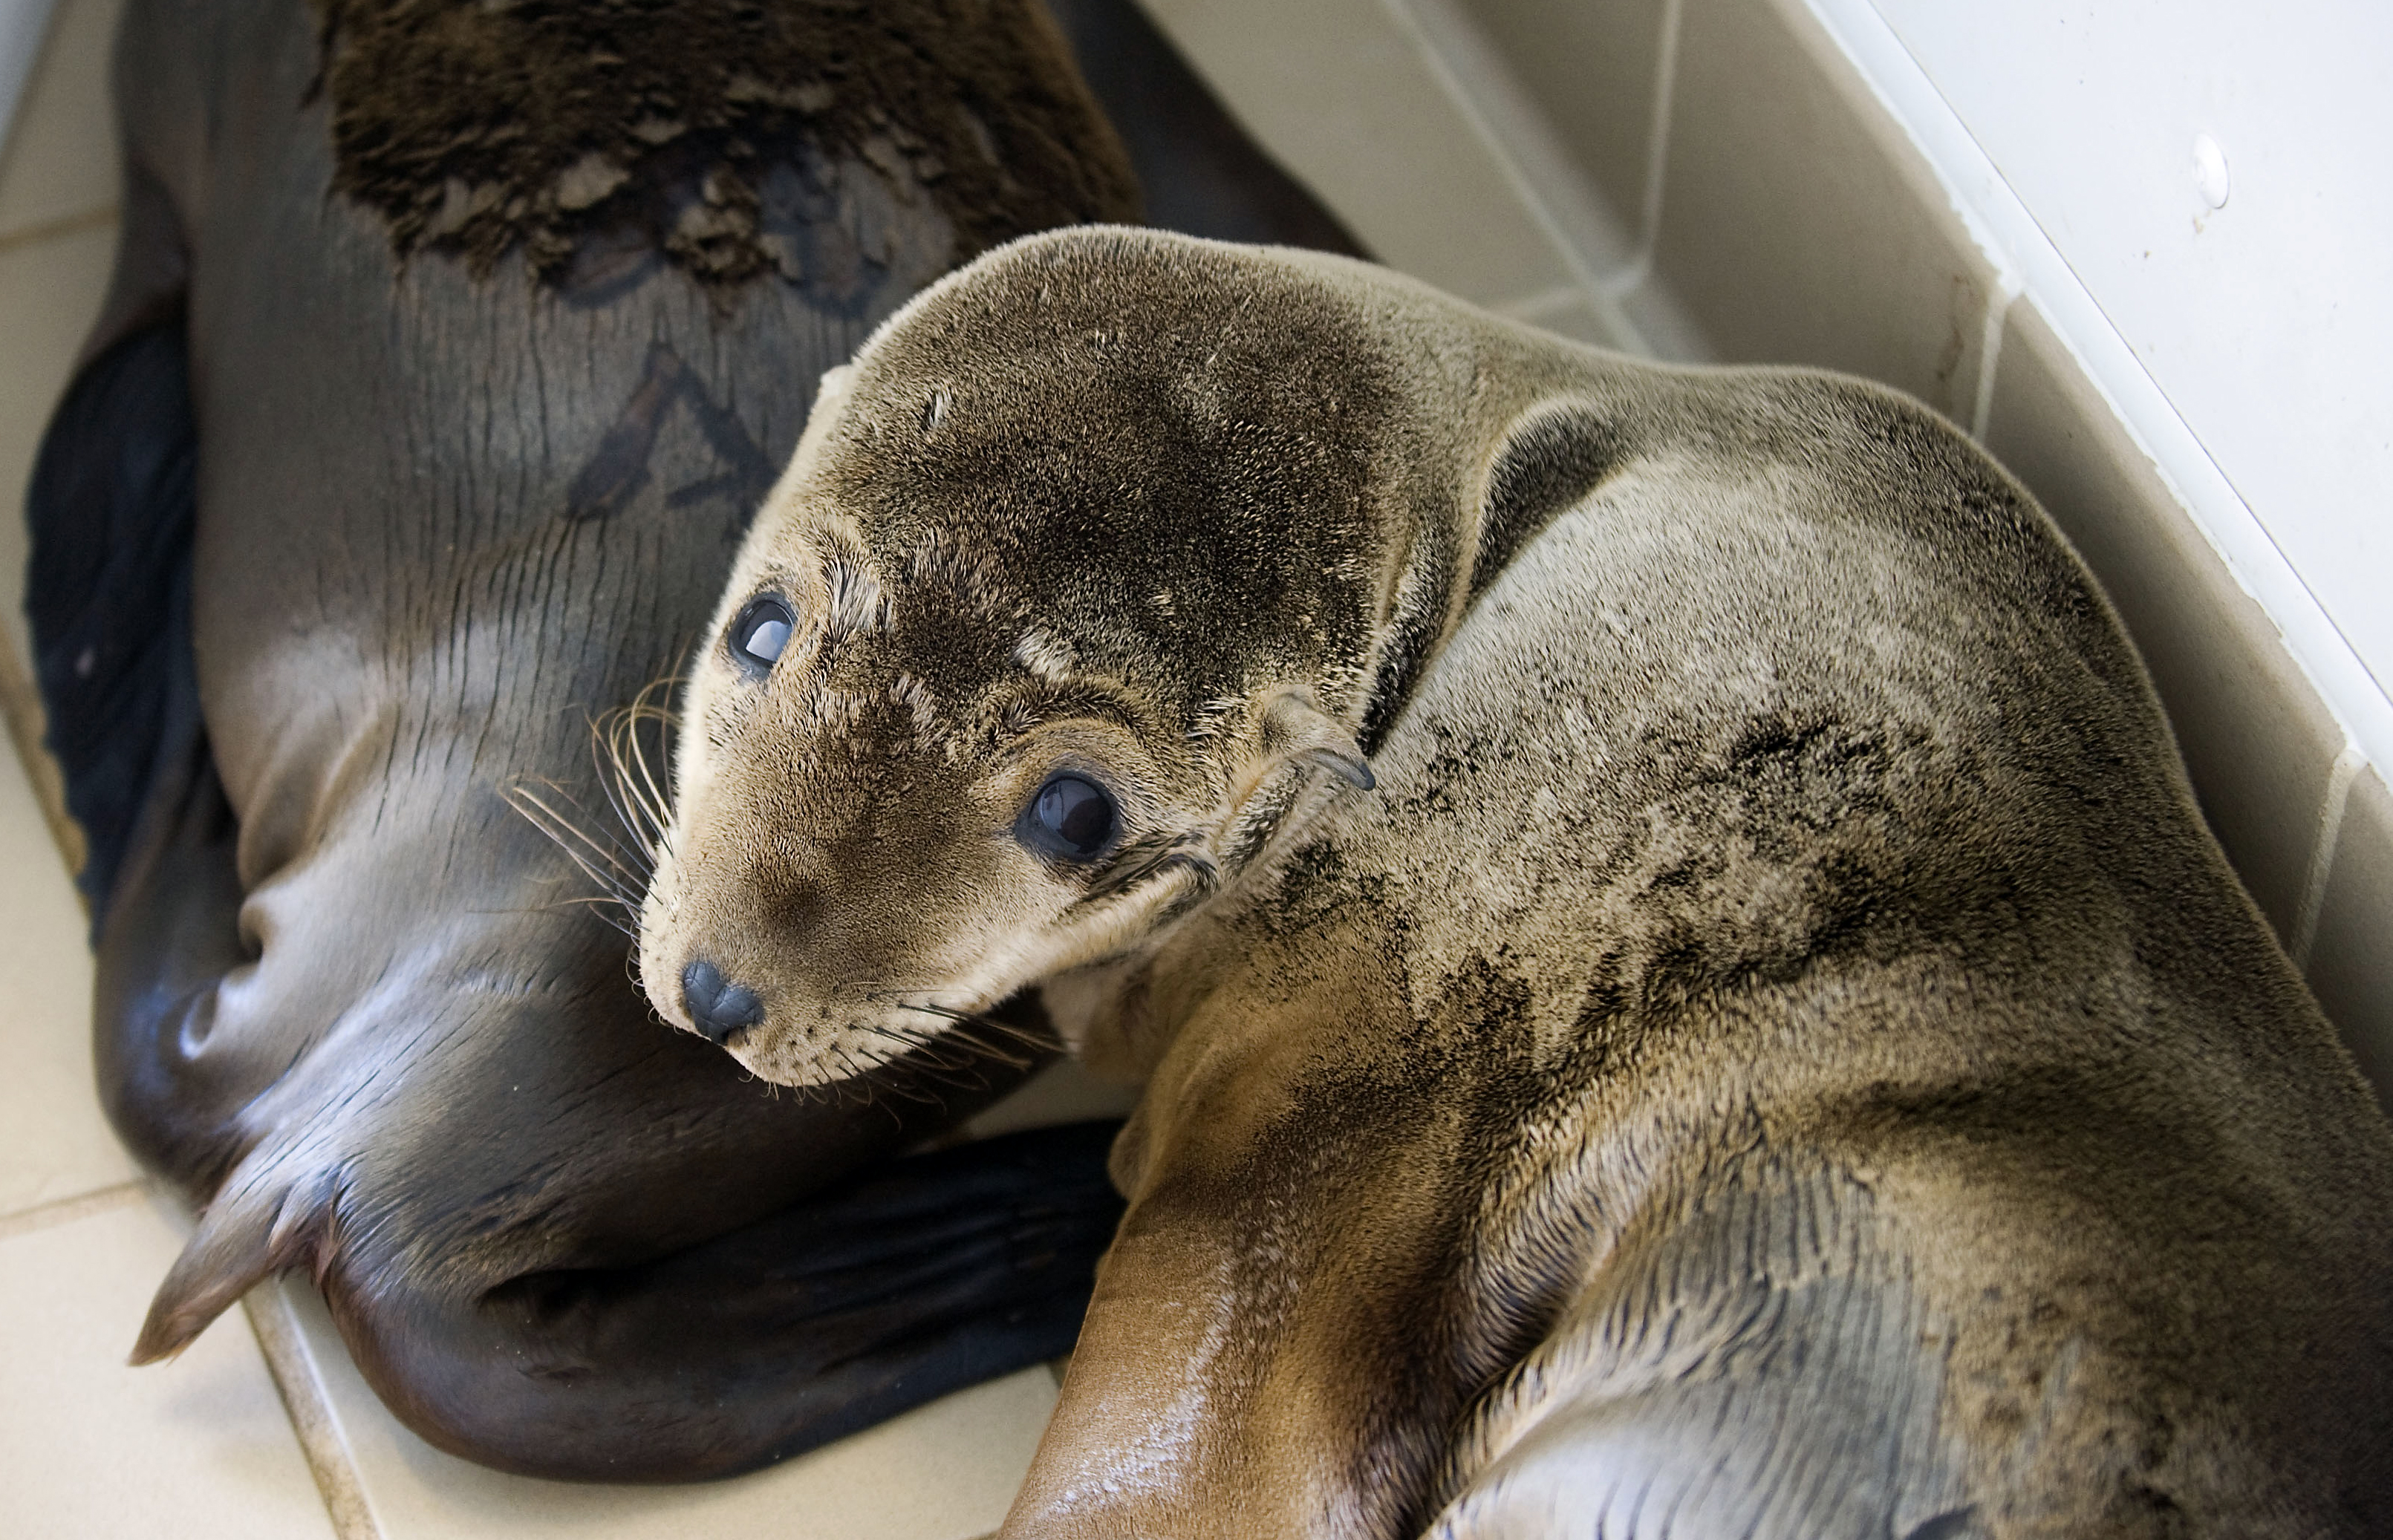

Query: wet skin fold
[27,0,1356,1481]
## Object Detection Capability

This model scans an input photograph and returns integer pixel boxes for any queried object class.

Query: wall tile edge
[1797,0,2389,790]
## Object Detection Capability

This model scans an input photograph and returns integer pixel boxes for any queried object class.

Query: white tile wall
[1869,1,2393,734]
[1451,0,1667,255]
[1654,0,2000,423]
[1141,0,1578,307]
[1980,296,2348,943]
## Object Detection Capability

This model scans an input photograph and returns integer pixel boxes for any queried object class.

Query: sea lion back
[1363,349,2393,1537]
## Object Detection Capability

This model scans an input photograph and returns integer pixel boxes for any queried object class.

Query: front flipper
[326,1121,1126,1481]
[27,317,201,921]
[25,315,261,1194]
[33,313,1121,1483]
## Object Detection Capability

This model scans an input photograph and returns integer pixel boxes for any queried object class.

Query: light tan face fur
[636,235,1398,1085]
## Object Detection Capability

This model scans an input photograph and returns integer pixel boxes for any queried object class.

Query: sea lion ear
[1260,690,1375,792]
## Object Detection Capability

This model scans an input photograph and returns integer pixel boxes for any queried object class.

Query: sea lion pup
[29,0,1363,1481]
[641,225,2393,1535]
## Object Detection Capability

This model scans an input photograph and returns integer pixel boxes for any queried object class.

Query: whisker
[509,780,652,891]
[596,715,664,850]
[893,1000,1058,1058]
[502,794,641,913]
[594,673,684,857]
[623,678,682,832]
[592,720,664,855]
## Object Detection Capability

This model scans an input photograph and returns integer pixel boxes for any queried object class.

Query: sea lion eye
[729,596,794,672]
[1020,774,1119,860]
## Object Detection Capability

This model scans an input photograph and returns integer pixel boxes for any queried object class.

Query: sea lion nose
[680,959,765,1045]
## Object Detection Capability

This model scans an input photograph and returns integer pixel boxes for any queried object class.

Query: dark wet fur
[306,0,1142,288]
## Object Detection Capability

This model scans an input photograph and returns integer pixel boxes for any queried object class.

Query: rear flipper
[328,1121,1125,1481]
[1426,1164,1978,1540]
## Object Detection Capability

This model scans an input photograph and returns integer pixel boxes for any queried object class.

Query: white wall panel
[1869,0,2393,722]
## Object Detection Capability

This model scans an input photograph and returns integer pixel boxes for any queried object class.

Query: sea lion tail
[131,1164,340,1364]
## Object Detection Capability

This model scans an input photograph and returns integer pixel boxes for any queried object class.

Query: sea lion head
[637,227,1448,1085]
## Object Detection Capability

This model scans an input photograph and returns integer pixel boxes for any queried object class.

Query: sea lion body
[30,0,1359,1480]
[640,228,2393,1534]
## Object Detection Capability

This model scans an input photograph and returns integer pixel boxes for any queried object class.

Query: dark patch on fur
[1471,402,1625,603]
[1358,497,1458,756]
[1903,1508,1983,1540]
[305,0,1141,290]
[565,341,777,521]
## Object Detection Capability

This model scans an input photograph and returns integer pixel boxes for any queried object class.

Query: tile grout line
[1374,0,1652,354]
[0,1178,145,1241]
[1625,0,1683,290]
[1967,275,2021,442]
[0,199,115,256]
[2291,742,2364,970]
[244,1282,385,1540]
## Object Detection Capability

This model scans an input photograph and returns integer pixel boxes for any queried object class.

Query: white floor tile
[268,1277,1059,1540]
[0,1192,338,1540]
[0,674,130,1218]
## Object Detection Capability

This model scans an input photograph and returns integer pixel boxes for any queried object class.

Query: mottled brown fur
[645,229,2393,1536]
